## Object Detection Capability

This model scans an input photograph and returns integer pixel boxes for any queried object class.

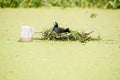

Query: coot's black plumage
[53,22,70,33]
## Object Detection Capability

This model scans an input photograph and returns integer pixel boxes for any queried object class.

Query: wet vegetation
[0,0,120,9]
[40,28,100,43]
[33,22,100,43]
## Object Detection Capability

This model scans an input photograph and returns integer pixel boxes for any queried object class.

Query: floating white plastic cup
[20,26,35,42]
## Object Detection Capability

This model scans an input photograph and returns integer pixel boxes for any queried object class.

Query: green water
[0,8,120,80]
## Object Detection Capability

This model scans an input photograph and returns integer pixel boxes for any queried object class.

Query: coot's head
[54,22,58,28]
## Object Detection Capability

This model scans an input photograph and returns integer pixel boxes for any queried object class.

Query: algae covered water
[0,8,120,80]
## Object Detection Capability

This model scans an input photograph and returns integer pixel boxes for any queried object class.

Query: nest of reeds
[39,28,100,43]
[34,22,101,43]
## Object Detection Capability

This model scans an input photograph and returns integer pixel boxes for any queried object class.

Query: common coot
[53,22,70,33]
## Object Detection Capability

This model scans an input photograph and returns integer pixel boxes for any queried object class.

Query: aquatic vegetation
[0,0,120,9]
[39,27,100,43]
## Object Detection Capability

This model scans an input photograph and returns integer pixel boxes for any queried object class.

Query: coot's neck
[54,22,58,28]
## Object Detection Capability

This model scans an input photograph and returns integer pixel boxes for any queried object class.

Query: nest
[38,28,100,43]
